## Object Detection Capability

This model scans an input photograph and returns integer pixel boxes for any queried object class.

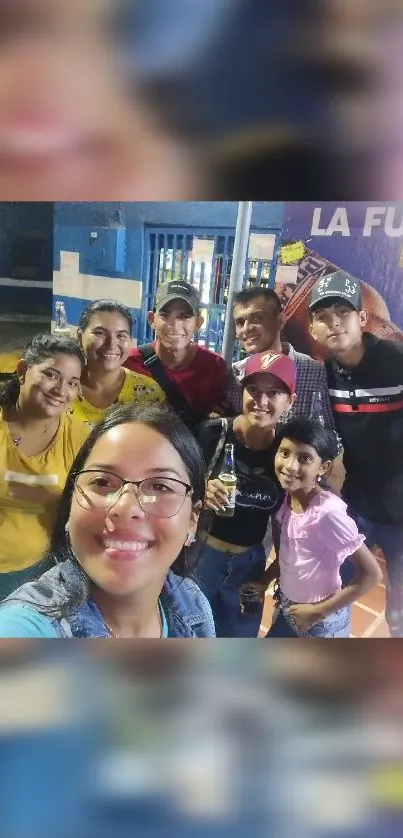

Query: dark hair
[0,333,86,410]
[233,286,282,313]
[78,300,133,335]
[46,402,207,593]
[274,418,338,462]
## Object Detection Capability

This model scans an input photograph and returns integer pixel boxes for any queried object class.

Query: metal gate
[140,227,280,354]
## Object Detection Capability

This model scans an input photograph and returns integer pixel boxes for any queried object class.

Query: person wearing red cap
[228,286,335,428]
[193,351,296,637]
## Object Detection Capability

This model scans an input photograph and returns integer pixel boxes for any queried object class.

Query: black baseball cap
[155,280,200,315]
[309,270,362,312]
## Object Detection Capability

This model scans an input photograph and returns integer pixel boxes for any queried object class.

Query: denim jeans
[343,511,403,637]
[192,539,266,637]
[266,590,351,638]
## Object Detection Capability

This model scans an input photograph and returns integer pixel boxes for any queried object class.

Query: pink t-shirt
[277,490,365,604]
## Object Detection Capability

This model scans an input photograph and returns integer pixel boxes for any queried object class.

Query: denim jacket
[3,558,216,638]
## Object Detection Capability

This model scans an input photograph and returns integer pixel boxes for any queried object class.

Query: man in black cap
[125,279,230,426]
[309,269,403,637]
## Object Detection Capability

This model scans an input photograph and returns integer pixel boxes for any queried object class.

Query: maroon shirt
[125,343,229,417]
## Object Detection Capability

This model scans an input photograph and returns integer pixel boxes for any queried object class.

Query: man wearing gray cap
[309,269,403,638]
[125,279,230,427]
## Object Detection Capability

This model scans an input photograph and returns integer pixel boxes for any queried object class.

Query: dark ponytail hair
[0,376,20,410]
[0,333,86,410]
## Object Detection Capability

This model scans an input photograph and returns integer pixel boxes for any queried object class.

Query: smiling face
[78,311,132,373]
[148,299,204,353]
[67,422,198,597]
[275,437,330,493]
[242,373,295,428]
[20,353,82,417]
[233,295,283,354]
[309,299,367,354]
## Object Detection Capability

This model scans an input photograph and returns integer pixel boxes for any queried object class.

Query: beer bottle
[310,390,343,455]
[310,390,325,427]
[216,443,237,517]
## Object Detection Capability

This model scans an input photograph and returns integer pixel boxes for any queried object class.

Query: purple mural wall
[276,202,403,361]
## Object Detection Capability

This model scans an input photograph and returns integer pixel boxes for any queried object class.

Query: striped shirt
[227,342,335,429]
[325,333,403,524]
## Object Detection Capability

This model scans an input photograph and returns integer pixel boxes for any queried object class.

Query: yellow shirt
[0,412,89,573]
[70,369,165,426]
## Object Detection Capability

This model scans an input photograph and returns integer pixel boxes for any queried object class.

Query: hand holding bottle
[205,479,231,513]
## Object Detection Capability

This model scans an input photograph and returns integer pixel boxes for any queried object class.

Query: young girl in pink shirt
[265,419,382,638]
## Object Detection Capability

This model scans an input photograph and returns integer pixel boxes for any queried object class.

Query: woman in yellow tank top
[70,300,165,426]
[0,333,90,599]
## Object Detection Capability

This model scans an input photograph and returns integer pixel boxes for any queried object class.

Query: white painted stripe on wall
[53,250,142,309]
[0,278,52,289]
[53,272,142,308]
[0,314,50,323]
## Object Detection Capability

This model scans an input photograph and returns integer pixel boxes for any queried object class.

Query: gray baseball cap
[309,270,362,312]
[155,280,200,314]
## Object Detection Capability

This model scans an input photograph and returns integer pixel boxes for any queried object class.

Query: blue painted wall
[54,201,284,276]
[5,201,403,347]
[53,202,286,339]
[0,201,285,334]
[54,201,283,228]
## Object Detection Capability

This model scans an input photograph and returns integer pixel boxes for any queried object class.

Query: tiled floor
[259,556,389,638]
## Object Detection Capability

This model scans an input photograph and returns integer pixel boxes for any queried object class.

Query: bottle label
[225,486,236,509]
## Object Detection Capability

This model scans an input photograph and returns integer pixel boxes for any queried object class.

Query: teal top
[0,601,170,638]
[0,605,58,637]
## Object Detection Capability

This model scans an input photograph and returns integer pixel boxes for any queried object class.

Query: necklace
[10,413,58,448]
[12,424,56,447]
[104,600,164,638]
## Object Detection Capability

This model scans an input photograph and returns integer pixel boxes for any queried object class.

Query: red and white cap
[243,351,297,394]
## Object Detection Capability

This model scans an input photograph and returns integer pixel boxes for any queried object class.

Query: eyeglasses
[73,470,192,518]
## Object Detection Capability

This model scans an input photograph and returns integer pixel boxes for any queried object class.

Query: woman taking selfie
[70,299,165,426]
[0,403,215,637]
[0,333,89,599]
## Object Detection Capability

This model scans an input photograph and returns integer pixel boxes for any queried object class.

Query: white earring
[65,522,70,533]
[185,533,196,547]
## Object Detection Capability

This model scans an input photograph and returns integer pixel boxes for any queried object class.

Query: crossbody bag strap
[206,417,229,480]
[138,344,199,425]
